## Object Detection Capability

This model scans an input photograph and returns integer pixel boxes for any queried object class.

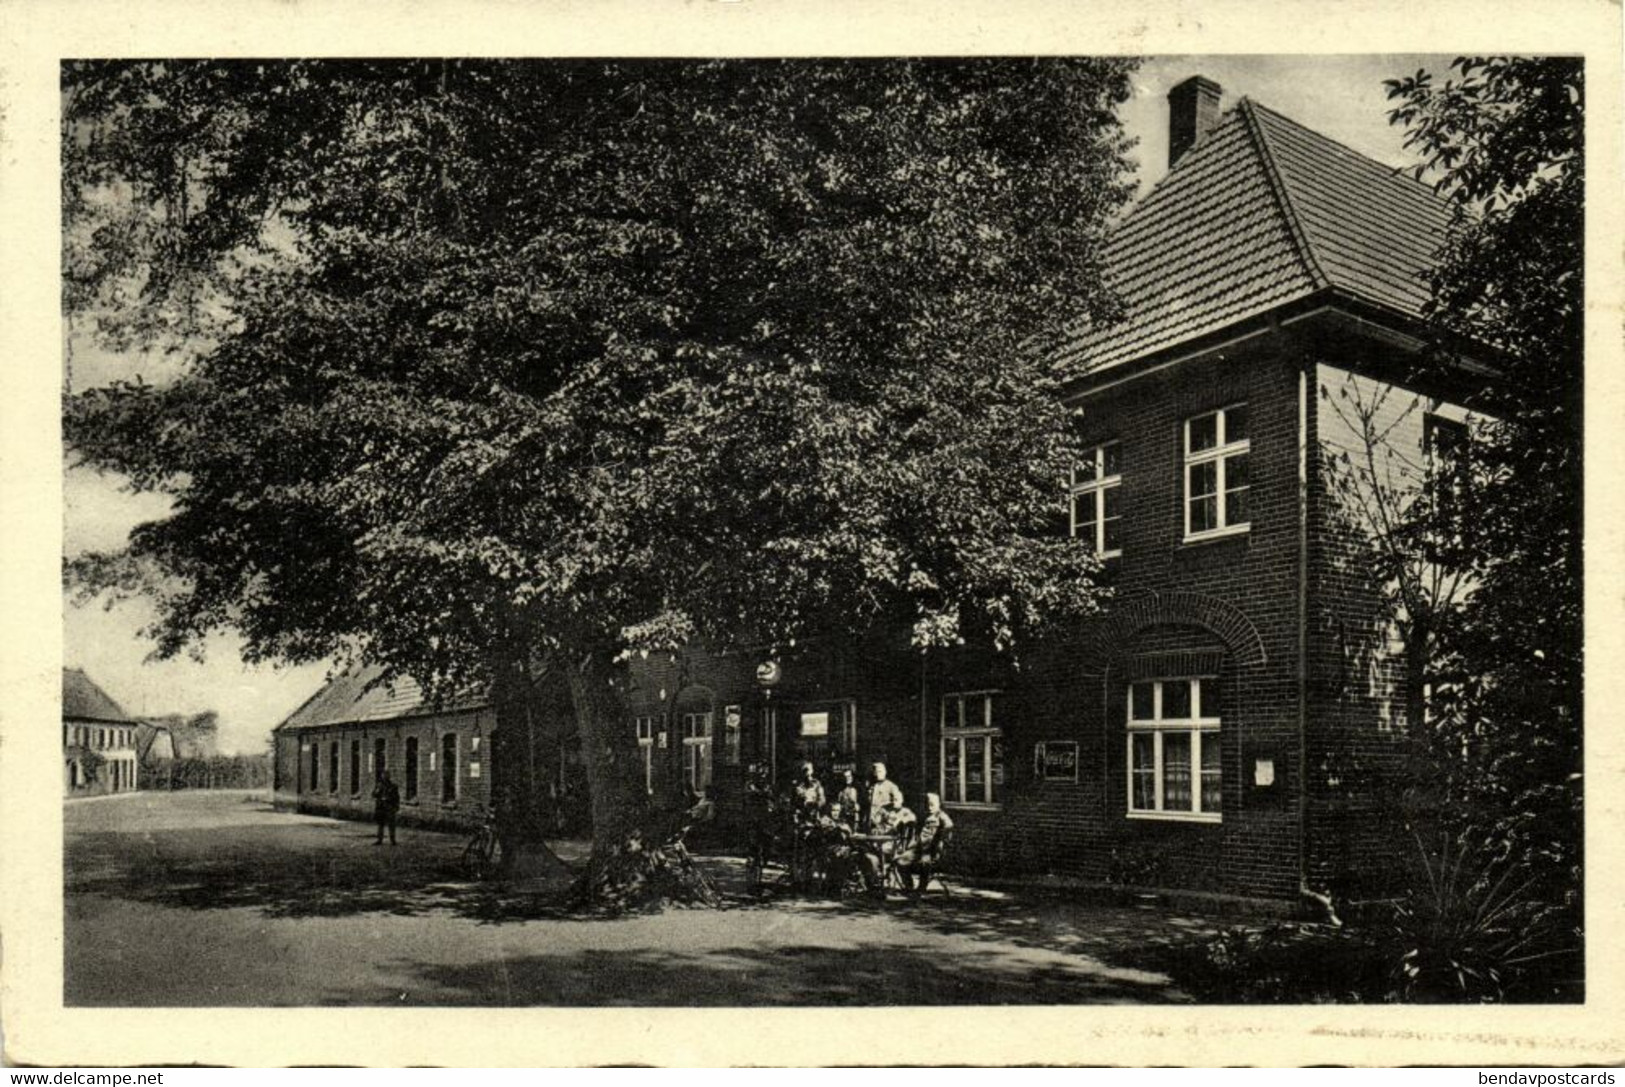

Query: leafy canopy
[65,59,1138,688]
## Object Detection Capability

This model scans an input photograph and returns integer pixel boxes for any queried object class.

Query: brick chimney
[1167,75,1223,169]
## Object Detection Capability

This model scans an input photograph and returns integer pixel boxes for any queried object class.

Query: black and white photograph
[2,0,1618,1068]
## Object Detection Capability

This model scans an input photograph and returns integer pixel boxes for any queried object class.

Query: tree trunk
[488,648,570,882]
[563,651,719,910]
[563,653,649,863]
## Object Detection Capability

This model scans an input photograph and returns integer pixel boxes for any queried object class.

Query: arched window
[441,732,458,804]
[329,742,340,794]
[404,736,419,802]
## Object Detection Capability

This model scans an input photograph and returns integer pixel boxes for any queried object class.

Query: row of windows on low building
[632,684,1228,824]
[1067,402,1467,556]
[65,724,135,750]
[300,732,484,804]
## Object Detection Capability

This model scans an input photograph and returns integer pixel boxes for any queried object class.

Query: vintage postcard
[2,0,1622,1068]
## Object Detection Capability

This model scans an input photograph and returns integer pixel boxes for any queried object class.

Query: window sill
[1182,524,1250,547]
[943,802,1002,812]
[1127,810,1222,824]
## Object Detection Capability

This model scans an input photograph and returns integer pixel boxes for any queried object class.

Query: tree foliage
[63,59,1138,879]
[1385,56,1583,994]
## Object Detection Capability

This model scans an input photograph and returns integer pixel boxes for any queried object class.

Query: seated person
[895,792,953,892]
[816,803,857,895]
[856,805,916,896]
[686,785,717,827]
[872,800,916,839]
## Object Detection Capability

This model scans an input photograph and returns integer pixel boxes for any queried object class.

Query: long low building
[271,664,584,834]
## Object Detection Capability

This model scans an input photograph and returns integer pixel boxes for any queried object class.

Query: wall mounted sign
[1253,758,1275,787]
[799,711,830,737]
[756,660,782,686]
[1033,740,1079,782]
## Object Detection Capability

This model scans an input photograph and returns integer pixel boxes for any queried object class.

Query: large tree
[63,59,1137,894]
[1384,56,1583,993]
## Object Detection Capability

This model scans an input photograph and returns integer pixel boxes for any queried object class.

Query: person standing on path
[372,769,401,845]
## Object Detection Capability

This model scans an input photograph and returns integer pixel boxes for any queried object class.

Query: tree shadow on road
[66,817,1218,1003]
[881,885,1224,980]
[66,824,541,920]
[381,938,1185,1006]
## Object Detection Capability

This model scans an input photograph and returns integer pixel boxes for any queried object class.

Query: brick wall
[604,340,1315,902]
[275,708,501,832]
[914,342,1309,900]
[1306,361,1477,898]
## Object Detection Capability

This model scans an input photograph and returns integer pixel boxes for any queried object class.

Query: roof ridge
[272,673,336,731]
[1245,98,1442,199]
[1238,97,1330,292]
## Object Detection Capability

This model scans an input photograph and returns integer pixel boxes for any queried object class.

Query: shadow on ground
[66,795,1216,1005]
[387,938,1183,1006]
[65,812,576,922]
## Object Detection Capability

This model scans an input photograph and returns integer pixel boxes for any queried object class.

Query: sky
[61,53,1456,755]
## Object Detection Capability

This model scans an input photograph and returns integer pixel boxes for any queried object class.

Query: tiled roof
[1057,97,1451,378]
[277,662,489,731]
[1252,102,1451,318]
[63,668,134,723]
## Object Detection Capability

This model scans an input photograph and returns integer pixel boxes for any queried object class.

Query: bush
[1153,923,1390,1003]
[1388,830,1580,1002]
[1154,829,1583,1004]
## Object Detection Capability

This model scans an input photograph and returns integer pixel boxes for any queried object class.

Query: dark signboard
[1034,740,1079,783]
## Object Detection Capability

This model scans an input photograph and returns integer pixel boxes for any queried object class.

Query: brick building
[271,664,582,833]
[272,77,1473,907]
[616,77,1476,907]
[63,668,140,797]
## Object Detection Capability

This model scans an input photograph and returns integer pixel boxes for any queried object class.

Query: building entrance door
[783,700,858,780]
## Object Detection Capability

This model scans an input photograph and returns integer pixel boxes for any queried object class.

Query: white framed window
[681,711,712,793]
[1184,404,1250,540]
[940,691,1004,808]
[635,714,658,793]
[1070,441,1123,557]
[1126,677,1221,822]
